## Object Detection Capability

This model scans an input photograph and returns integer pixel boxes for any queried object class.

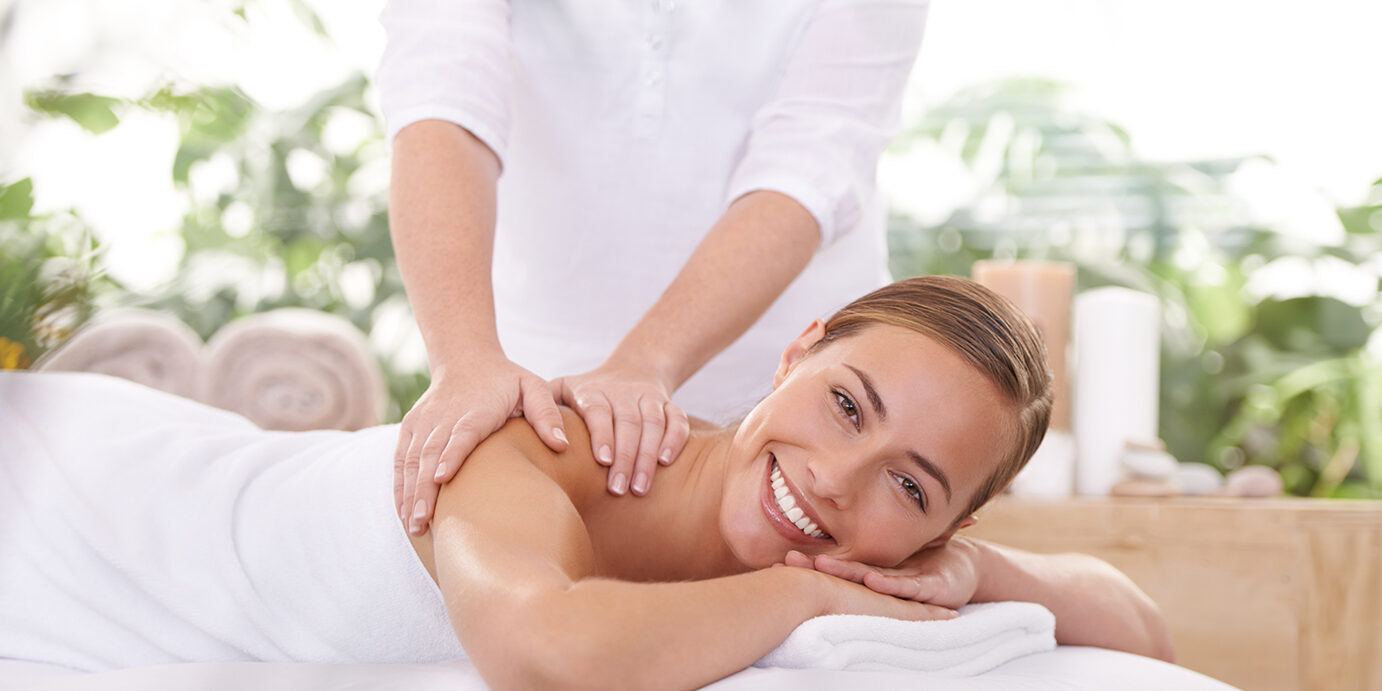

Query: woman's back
[0,372,462,672]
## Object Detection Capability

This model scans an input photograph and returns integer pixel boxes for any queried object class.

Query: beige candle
[972,260,1075,431]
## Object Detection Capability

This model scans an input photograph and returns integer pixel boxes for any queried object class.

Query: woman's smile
[760,454,834,544]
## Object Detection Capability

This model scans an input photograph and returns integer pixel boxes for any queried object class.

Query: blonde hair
[813,275,1053,523]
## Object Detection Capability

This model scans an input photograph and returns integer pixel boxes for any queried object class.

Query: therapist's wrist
[601,344,683,393]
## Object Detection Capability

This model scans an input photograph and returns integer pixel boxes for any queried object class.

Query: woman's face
[719,321,1015,569]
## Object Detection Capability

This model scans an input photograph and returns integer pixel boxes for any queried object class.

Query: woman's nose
[805,452,862,510]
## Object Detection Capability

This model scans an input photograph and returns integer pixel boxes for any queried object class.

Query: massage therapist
[378,0,929,536]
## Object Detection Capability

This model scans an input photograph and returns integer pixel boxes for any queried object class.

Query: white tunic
[377,0,928,421]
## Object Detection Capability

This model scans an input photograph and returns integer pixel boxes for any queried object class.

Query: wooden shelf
[966,496,1382,691]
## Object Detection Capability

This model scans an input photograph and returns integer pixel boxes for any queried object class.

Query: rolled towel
[201,309,386,431]
[754,601,1056,676]
[35,309,204,400]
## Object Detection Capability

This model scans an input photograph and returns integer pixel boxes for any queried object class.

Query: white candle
[1072,287,1161,496]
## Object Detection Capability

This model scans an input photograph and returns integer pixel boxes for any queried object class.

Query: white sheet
[1,647,1239,691]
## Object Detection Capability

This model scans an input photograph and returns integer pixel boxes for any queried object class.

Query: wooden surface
[966,496,1382,691]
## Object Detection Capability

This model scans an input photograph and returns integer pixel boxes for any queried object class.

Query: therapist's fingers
[563,384,616,468]
[393,427,413,519]
[518,373,569,454]
[629,397,667,496]
[608,399,643,496]
[408,424,454,535]
[658,402,690,466]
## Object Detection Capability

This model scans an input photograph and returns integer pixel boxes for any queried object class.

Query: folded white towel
[35,309,204,400]
[755,601,1056,676]
[200,308,386,431]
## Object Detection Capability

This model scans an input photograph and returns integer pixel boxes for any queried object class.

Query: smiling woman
[0,276,1172,691]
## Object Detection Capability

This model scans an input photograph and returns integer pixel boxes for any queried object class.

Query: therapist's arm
[550,190,819,496]
[389,119,569,536]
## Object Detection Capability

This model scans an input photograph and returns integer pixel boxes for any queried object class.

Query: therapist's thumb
[520,374,569,453]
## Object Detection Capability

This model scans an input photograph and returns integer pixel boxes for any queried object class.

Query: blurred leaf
[285,0,329,38]
[24,91,122,134]
[1255,297,1370,354]
[0,178,35,220]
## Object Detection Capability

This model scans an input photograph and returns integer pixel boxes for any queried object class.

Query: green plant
[886,79,1382,498]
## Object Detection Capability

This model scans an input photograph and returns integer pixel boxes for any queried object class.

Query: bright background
[3,0,1381,497]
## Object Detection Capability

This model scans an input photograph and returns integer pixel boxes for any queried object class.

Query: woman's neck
[580,425,750,581]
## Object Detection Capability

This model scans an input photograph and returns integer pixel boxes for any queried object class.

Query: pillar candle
[973,260,1077,496]
[1072,287,1161,495]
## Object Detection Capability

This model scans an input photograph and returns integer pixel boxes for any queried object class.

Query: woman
[0,277,1171,688]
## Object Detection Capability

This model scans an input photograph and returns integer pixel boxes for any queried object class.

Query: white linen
[0,372,461,672]
[376,0,927,421]
[755,601,1055,675]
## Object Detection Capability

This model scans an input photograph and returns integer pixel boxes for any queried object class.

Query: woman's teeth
[770,461,828,539]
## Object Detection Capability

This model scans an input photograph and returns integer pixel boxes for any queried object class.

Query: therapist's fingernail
[610,473,628,495]
[410,499,427,532]
[598,445,612,464]
[658,448,673,465]
[631,472,649,495]
[553,427,568,444]
[433,462,447,481]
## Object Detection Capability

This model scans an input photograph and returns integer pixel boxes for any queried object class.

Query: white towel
[35,309,204,400]
[0,371,461,672]
[201,308,387,431]
[755,601,1056,676]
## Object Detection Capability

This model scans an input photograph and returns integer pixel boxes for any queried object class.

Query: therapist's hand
[550,362,690,497]
[395,357,568,536]
[783,535,984,610]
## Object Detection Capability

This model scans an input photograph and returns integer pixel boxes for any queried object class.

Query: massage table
[2,647,1235,690]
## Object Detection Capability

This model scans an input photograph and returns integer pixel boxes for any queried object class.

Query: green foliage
[0,178,111,367]
[888,79,1382,498]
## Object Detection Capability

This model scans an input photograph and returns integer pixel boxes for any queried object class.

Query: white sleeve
[724,0,928,246]
[375,0,512,162]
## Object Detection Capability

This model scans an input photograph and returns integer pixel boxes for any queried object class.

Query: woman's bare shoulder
[477,406,603,502]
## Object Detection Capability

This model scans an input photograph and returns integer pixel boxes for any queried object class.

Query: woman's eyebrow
[844,364,886,422]
[845,362,952,504]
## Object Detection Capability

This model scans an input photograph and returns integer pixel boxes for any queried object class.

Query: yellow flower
[0,337,31,370]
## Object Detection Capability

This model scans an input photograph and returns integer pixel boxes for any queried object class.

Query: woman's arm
[430,420,953,691]
[791,537,1175,661]
[969,539,1175,661]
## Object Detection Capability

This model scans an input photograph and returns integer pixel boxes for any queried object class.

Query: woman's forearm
[388,119,505,374]
[487,567,829,691]
[970,539,1175,661]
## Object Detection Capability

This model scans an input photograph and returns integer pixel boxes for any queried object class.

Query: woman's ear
[773,320,827,388]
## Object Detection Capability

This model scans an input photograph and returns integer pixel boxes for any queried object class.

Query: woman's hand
[791,565,959,621]
[785,536,985,610]
[395,357,568,536]
[549,361,690,496]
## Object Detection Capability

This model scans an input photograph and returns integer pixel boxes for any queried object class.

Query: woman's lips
[759,453,833,545]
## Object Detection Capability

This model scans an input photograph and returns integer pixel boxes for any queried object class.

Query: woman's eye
[833,390,860,429]
[893,472,927,512]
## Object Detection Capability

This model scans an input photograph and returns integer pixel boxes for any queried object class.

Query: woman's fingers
[659,402,690,466]
[518,374,568,453]
[810,553,876,584]
[863,571,942,602]
[629,397,666,495]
